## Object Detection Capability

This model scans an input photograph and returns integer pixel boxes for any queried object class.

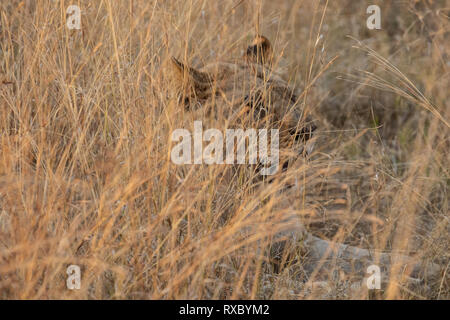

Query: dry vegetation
[0,0,449,299]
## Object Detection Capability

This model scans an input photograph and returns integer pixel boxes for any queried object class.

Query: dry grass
[0,0,448,299]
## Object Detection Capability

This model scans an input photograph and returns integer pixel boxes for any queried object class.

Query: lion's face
[169,35,316,170]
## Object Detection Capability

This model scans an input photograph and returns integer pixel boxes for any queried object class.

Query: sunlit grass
[0,0,448,299]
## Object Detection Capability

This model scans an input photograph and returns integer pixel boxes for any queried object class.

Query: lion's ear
[168,57,211,100]
[244,35,273,65]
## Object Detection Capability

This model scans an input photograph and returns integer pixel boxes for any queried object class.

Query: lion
[166,35,440,290]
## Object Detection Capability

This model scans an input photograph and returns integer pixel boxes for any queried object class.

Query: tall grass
[0,0,448,299]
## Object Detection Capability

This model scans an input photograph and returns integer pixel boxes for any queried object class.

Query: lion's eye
[244,92,266,118]
[290,124,317,142]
